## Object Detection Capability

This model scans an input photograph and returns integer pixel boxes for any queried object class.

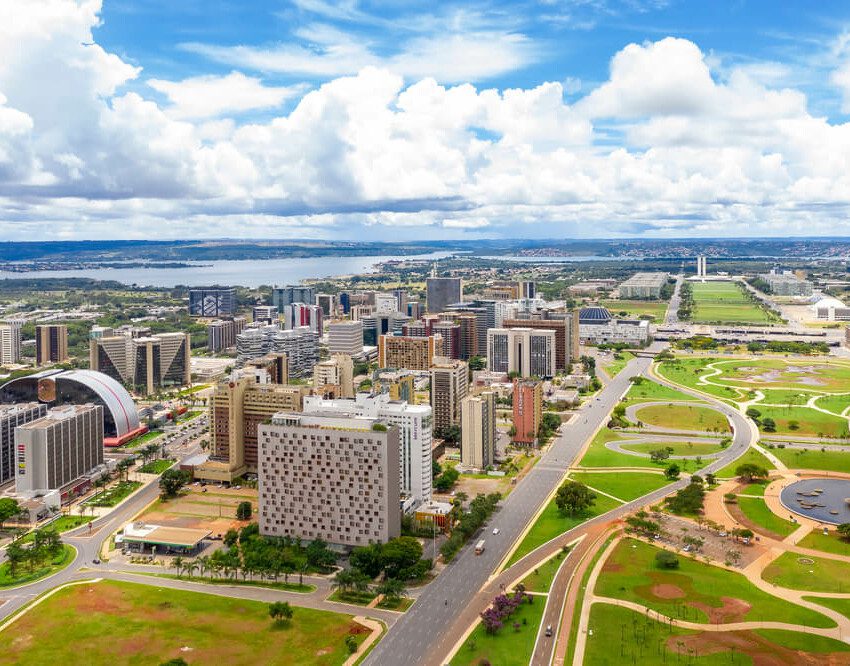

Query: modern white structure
[312,354,355,399]
[375,293,398,314]
[303,392,433,510]
[236,325,318,376]
[252,305,278,324]
[0,403,47,484]
[327,320,364,357]
[812,296,850,321]
[696,255,707,278]
[282,302,323,334]
[486,328,556,378]
[578,307,650,345]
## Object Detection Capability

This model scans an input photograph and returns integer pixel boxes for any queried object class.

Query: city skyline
[4,1,850,241]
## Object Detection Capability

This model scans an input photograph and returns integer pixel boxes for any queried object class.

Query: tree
[554,480,596,517]
[735,463,768,482]
[761,417,776,433]
[837,523,850,541]
[468,356,486,371]
[655,551,679,569]
[345,635,358,654]
[745,407,761,420]
[160,660,189,666]
[650,448,672,463]
[236,501,252,521]
[377,577,406,604]
[664,464,681,480]
[705,473,716,486]
[159,469,191,498]
[172,556,184,577]
[0,497,21,529]
[269,601,293,623]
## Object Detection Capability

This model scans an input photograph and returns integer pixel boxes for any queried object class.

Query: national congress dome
[0,369,141,439]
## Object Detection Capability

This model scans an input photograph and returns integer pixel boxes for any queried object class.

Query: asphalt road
[364,352,659,666]
[665,275,683,325]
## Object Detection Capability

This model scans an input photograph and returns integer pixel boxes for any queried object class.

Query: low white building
[578,307,650,345]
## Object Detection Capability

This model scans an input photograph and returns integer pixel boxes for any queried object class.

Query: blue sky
[3,1,850,240]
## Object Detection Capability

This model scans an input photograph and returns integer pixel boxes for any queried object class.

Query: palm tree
[196,555,209,579]
[297,558,309,586]
[186,561,198,579]
[281,563,294,584]
[172,556,184,578]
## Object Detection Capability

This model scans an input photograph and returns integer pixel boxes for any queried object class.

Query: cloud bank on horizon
[3,0,850,240]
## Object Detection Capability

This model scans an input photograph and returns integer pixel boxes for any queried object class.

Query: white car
[492,528,500,535]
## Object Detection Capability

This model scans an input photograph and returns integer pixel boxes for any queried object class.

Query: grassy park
[633,403,730,432]
[620,439,725,457]
[0,544,75,588]
[85,481,142,507]
[770,447,850,473]
[0,580,370,665]
[519,550,568,593]
[762,551,850,593]
[568,471,670,502]
[455,593,545,666]
[797,530,850,557]
[690,281,779,324]
[714,447,775,478]
[505,493,622,567]
[735,496,796,538]
[625,379,699,404]
[600,299,669,321]
[595,539,834,627]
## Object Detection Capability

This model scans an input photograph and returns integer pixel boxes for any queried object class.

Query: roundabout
[780,478,850,525]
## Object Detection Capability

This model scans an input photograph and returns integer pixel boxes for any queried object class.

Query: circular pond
[779,478,850,525]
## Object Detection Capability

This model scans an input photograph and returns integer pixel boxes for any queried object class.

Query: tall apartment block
[252,305,278,324]
[15,404,104,496]
[503,311,579,371]
[429,357,469,433]
[196,376,311,482]
[188,287,236,317]
[35,325,69,365]
[461,392,496,470]
[89,332,191,395]
[315,293,336,317]
[513,379,542,446]
[373,369,416,403]
[313,354,355,399]
[207,316,247,352]
[282,302,323,334]
[0,403,47,484]
[447,301,495,356]
[378,334,440,371]
[235,325,317,376]
[518,280,536,299]
[487,328,556,378]
[272,285,315,311]
[258,412,401,547]
[0,320,23,365]
[303,392,433,508]
[327,320,363,357]
[426,276,462,314]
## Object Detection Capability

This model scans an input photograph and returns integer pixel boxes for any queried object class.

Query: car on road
[545,625,553,637]
[92,558,101,564]
[492,528,500,535]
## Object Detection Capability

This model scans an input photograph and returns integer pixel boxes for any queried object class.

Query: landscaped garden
[633,404,730,433]
[595,539,834,627]
[770,447,850,473]
[0,542,75,588]
[0,580,371,665]
[688,281,780,325]
[624,378,699,404]
[797,529,850,557]
[568,471,671,502]
[735,496,796,538]
[600,299,669,321]
[138,458,176,475]
[762,551,850,593]
[85,480,142,507]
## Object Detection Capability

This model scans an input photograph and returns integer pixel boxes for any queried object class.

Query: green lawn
[814,393,850,416]
[754,405,849,438]
[690,281,779,324]
[715,447,776,478]
[739,481,767,496]
[802,596,850,621]
[578,428,657,469]
[148,572,315,593]
[714,358,850,393]
[736,496,796,538]
[655,358,744,402]
[454,594,545,666]
[601,351,634,378]
[327,589,377,606]
[568,471,671,502]
[756,388,820,407]
[47,514,95,533]
[85,481,142,507]
[124,429,164,447]
[505,493,622,568]
[0,579,367,665]
[762,551,850,593]
[770,447,850,474]
[620,440,726,457]
[596,539,834,627]
[625,379,700,404]
[600,299,669,321]
[138,458,176,475]
[519,550,568,593]
[0,544,75,588]
[797,530,850,557]
[634,404,730,433]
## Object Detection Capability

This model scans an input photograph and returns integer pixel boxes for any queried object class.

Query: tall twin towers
[696,255,708,278]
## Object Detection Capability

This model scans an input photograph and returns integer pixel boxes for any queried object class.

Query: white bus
[475,539,486,555]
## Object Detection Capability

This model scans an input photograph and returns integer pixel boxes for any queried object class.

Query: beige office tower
[327,320,363,357]
[258,412,401,547]
[90,336,133,383]
[313,353,354,398]
[195,377,311,482]
[0,320,23,365]
[429,357,468,433]
[378,334,441,371]
[90,332,191,395]
[35,325,69,365]
[461,392,496,470]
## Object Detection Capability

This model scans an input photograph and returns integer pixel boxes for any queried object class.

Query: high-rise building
[90,332,191,395]
[243,352,289,385]
[35,324,69,365]
[89,325,114,340]
[503,312,579,372]
[313,354,354,399]
[282,303,323,334]
[196,377,311,482]
[15,404,104,496]
[513,379,543,446]
[235,325,318,376]
[339,292,351,315]
[252,305,278,324]
[393,289,408,313]
[518,280,536,299]
[327,320,363,357]
[315,293,336,317]
[431,321,461,359]
[375,293,398,314]
[272,285,315,311]
[188,287,236,317]
[426,277,462,314]
[207,316,247,352]
[303,392,433,507]
[487,328,556,378]
[429,357,468,433]
[0,403,47,485]
[378,334,440,371]
[407,301,422,319]
[258,412,401,546]
[461,392,496,470]
[0,320,23,365]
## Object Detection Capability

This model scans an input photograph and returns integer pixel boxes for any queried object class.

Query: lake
[0,252,457,288]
